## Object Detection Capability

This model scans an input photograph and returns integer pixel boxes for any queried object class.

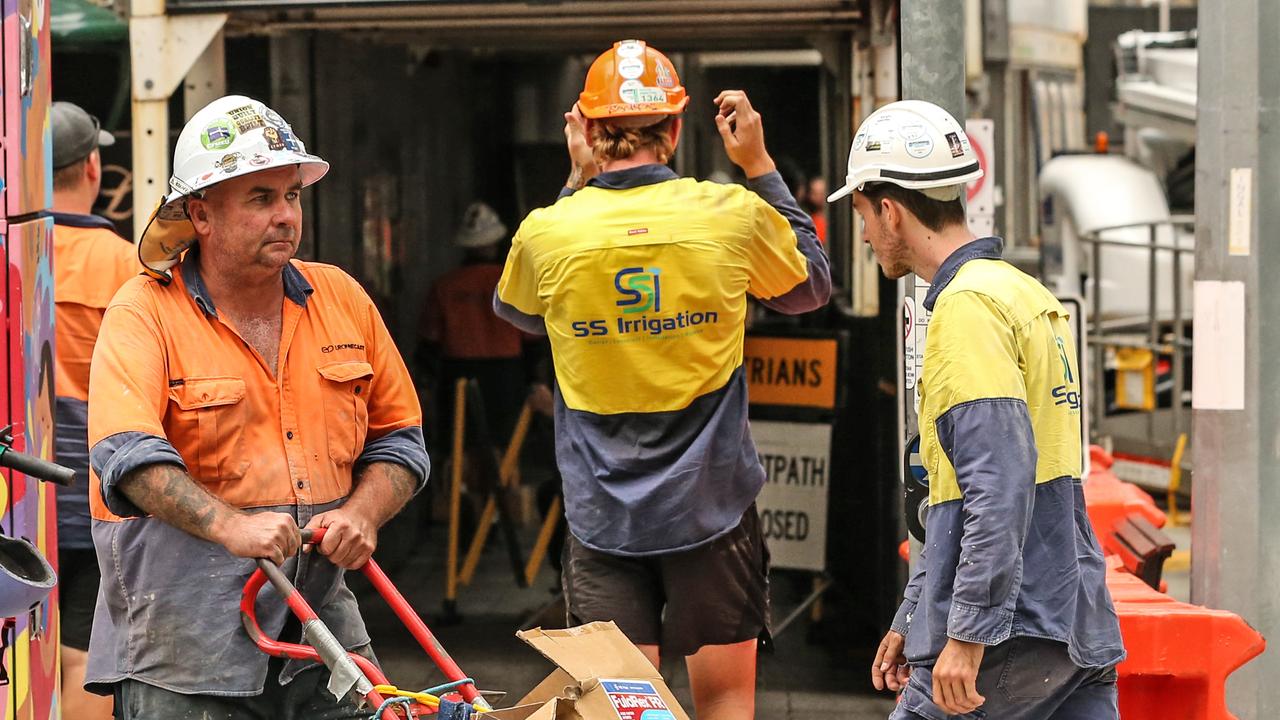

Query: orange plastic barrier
[1083,445,1168,558]
[1108,557,1265,720]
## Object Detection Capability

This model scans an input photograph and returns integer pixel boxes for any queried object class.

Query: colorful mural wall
[2,0,61,711]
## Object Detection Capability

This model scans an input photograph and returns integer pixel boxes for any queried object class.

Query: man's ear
[670,116,683,148]
[85,150,102,185]
[187,196,212,235]
[879,196,901,231]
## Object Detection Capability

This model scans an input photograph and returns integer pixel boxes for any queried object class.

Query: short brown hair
[53,157,88,192]
[590,116,676,165]
[859,182,966,232]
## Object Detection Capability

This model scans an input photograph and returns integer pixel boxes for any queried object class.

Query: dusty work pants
[111,662,366,720]
[889,636,1119,720]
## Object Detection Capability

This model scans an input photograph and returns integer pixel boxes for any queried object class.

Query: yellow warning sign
[743,336,838,409]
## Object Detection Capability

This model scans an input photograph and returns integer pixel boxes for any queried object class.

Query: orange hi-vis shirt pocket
[317,361,374,465]
[167,376,249,482]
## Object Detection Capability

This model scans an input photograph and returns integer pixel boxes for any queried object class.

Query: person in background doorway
[801,176,829,245]
[50,100,139,720]
[420,202,544,446]
[830,100,1125,719]
[494,39,830,720]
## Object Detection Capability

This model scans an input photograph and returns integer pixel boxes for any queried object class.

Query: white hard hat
[138,95,329,279]
[455,202,507,248]
[827,100,982,204]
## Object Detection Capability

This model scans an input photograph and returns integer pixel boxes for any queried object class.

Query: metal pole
[1172,237,1184,442]
[1147,223,1158,439]
[1092,236,1105,442]
[900,0,966,121]
[898,0,966,444]
[1194,1,1280,716]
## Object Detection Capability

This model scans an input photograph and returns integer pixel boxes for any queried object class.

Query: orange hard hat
[578,39,689,121]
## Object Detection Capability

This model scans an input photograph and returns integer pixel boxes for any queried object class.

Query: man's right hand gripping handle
[118,463,301,565]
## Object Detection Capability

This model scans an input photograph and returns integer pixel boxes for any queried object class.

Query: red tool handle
[303,528,484,707]
[241,526,484,715]
[241,557,411,717]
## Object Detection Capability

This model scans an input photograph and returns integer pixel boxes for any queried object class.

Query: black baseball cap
[52,101,115,169]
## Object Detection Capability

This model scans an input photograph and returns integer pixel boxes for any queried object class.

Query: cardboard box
[487,622,690,720]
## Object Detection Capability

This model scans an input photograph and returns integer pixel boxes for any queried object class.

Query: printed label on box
[602,680,676,720]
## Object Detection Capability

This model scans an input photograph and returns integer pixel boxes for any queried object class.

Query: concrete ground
[349,487,1195,719]
[352,521,896,719]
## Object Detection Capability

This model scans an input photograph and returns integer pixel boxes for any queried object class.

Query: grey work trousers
[889,636,1119,720]
[111,661,367,720]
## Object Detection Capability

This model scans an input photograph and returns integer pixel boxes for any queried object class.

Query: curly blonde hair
[589,116,677,165]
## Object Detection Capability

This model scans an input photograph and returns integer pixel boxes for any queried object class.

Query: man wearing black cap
[50,100,138,719]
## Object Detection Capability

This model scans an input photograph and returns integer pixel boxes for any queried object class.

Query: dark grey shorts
[57,547,100,651]
[562,506,771,658]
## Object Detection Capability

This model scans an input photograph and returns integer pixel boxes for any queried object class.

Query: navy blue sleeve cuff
[492,292,547,335]
[558,186,577,200]
[89,432,188,518]
[356,426,430,494]
[746,171,832,314]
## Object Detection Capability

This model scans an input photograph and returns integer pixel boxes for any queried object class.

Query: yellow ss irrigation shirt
[495,165,830,555]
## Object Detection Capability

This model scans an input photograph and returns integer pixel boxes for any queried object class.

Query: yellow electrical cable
[371,686,490,713]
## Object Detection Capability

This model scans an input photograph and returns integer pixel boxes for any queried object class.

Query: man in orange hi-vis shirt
[83,95,428,717]
[50,100,138,720]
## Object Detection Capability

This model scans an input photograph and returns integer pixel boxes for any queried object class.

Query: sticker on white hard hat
[899,124,926,141]
[201,119,236,151]
[905,137,934,159]
[228,104,266,133]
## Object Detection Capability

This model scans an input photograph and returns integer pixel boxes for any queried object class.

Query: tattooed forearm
[566,165,587,191]
[118,463,237,542]
[347,462,417,528]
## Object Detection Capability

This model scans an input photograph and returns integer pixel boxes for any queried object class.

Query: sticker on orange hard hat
[655,62,675,88]
[618,57,645,80]
[616,40,645,58]
[619,80,667,105]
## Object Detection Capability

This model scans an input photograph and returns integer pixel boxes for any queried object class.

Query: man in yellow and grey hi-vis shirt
[494,40,829,720]
[830,100,1124,719]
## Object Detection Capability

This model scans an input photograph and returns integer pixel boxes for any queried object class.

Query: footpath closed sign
[743,336,838,409]
[751,420,831,571]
